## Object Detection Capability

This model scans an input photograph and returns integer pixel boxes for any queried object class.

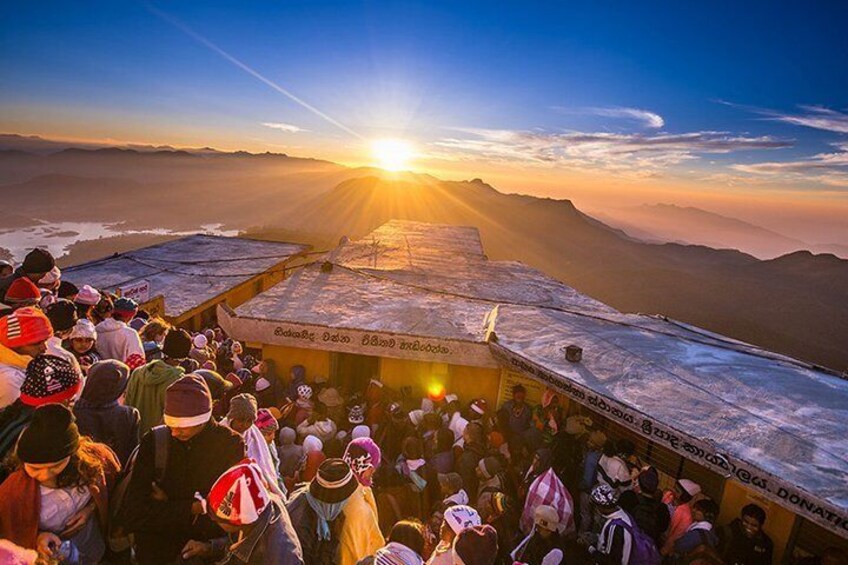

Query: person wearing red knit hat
[178,459,303,564]
[2,277,41,312]
[0,248,55,304]
[0,307,53,409]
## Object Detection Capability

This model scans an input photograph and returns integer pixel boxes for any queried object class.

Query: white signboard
[217,304,499,368]
[119,279,150,304]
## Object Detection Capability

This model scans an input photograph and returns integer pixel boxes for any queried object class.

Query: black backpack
[108,426,170,551]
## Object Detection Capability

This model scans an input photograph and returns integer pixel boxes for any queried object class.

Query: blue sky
[2,1,847,195]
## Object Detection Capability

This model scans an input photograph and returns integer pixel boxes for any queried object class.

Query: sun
[371,138,414,171]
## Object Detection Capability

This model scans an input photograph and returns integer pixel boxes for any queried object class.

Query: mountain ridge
[0,139,845,370]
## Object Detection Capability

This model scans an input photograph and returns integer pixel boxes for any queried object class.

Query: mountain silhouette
[1,142,845,371]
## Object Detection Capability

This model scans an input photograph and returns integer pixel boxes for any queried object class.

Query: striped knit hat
[20,354,82,406]
[208,459,272,526]
[164,374,213,428]
[0,307,53,349]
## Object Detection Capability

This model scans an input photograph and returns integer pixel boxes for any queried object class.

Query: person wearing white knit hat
[178,460,302,564]
[661,478,703,556]
[429,505,481,565]
[67,318,100,373]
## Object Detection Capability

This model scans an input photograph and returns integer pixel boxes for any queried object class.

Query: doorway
[330,352,380,393]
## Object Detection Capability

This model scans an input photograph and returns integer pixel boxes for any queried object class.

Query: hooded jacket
[95,318,145,368]
[0,343,29,409]
[125,359,185,434]
[73,370,141,466]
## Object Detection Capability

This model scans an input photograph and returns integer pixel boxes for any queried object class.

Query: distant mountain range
[1,135,846,371]
[592,203,848,259]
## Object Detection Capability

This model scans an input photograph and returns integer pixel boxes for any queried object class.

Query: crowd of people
[0,248,843,565]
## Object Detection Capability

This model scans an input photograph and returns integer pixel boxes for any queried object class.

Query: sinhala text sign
[217,305,499,368]
[490,343,848,538]
[118,279,150,304]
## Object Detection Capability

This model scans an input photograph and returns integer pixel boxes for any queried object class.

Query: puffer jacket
[0,346,28,409]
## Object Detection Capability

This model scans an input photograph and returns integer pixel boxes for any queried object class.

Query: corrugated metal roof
[225,219,848,534]
[64,234,309,317]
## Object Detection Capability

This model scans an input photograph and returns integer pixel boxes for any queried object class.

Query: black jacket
[629,493,670,546]
[457,442,487,498]
[123,420,245,565]
[719,519,774,565]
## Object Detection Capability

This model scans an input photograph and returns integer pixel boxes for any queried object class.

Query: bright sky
[2,1,847,241]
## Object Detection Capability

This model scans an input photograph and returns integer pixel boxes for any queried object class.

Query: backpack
[107,425,170,551]
[681,530,725,565]
[611,516,662,565]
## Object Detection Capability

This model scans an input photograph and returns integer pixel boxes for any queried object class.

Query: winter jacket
[456,441,487,499]
[0,342,30,409]
[719,518,774,565]
[73,389,141,467]
[597,454,632,493]
[122,420,245,565]
[297,418,338,443]
[428,450,454,474]
[125,359,185,434]
[674,522,719,556]
[498,400,533,437]
[286,485,347,565]
[630,493,671,546]
[357,542,424,565]
[210,502,304,565]
[662,501,694,556]
[0,400,34,483]
[95,318,145,368]
[0,441,120,549]
[279,442,305,478]
[338,485,385,565]
[593,509,634,565]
